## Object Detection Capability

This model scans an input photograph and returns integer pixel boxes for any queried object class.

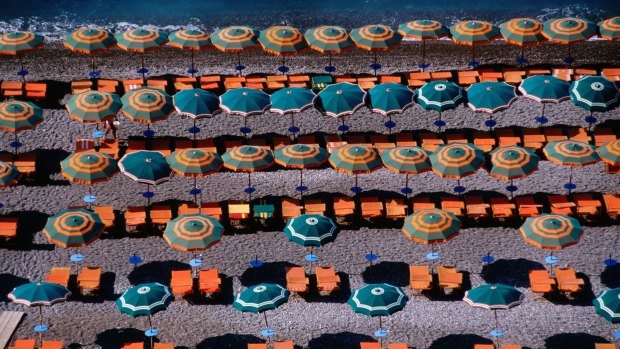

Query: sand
[0,40,620,349]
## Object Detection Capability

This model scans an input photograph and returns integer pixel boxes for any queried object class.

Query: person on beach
[104,116,119,139]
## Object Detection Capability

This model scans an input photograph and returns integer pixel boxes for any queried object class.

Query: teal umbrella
[315,82,366,131]
[467,82,517,129]
[173,88,221,139]
[0,160,20,186]
[417,80,463,130]
[593,288,620,324]
[119,150,172,205]
[116,283,172,335]
[569,76,619,113]
[270,87,315,132]
[284,214,337,247]
[233,283,289,327]
[220,87,271,135]
[368,83,414,116]
[519,75,571,124]
[348,283,408,335]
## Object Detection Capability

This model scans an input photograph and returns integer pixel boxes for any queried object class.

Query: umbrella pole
[237,52,242,76]
[193,119,197,142]
[191,50,195,77]
[540,103,546,127]
[148,315,154,349]
[282,56,286,75]
[18,55,25,83]
[91,56,97,81]
[329,53,333,74]
[471,46,476,69]
[457,178,462,196]
[146,184,151,207]
[141,53,146,85]
[568,166,573,194]
[520,46,525,67]
[38,306,43,345]
[405,173,410,197]
[263,311,269,327]
[437,111,443,132]
[194,177,198,205]
[373,51,378,76]
[510,179,514,199]
[422,39,426,72]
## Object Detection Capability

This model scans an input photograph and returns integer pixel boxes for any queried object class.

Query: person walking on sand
[104,116,119,140]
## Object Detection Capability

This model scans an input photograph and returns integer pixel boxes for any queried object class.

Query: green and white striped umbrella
[0,160,20,186]
[66,90,122,124]
[593,288,620,323]
[467,82,518,114]
[116,283,172,317]
[417,81,464,112]
[173,89,222,119]
[519,75,571,103]
[464,284,524,310]
[569,76,619,113]
[42,208,105,248]
[220,87,271,117]
[315,82,367,119]
[368,83,415,116]
[119,150,172,185]
[348,283,408,317]
[284,214,337,247]
[233,283,289,314]
[8,282,71,306]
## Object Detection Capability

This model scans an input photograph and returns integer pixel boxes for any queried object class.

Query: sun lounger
[25,82,46,100]
[272,135,292,150]
[253,200,275,221]
[552,68,573,81]
[386,344,409,349]
[543,127,567,143]
[521,128,545,150]
[395,132,417,147]
[93,206,114,229]
[369,134,395,152]
[473,345,494,349]
[71,80,93,94]
[593,128,617,146]
[149,204,172,225]
[457,70,479,85]
[440,197,465,217]
[503,71,525,84]
[153,343,174,349]
[437,265,463,291]
[335,75,356,83]
[1,81,24,98]
[481,71,503,82]
[125,206,148,230]
[9,339,36,349]
[316,266,341,294]
[199,269,221,295]
[385,198,408,219]
[603,194,620,219]
[566,127,592,143]
[146,79,168,92]
[573,68,597,80]
[594,344,617,349]
[572,193,601,217]
[515,196,542,217]
[334,196,356,220]
[473,131,496,152]
[75,139,95,153]
[360,196,384,218]
[126,140,146,154]
[445,132,468,144]
[602,68,620,81]
[170,270,193,299]
[285,266,309,294]
[281,197,303,221]
[360,342,382,349]
[14,153,36,175]
[409,265,432,294]
[325,134,347,153]
[304,199,326,216]
[200,202,222,221]
[77,266,102,295]
[312,75,333,90]
[121,342,144,349]
[273,341,294,349]
[606,163,620,174]
[529,270,555,298]
[379,75,402,84]
[464,196,490,218]
[0,217,18,241]
[412,196,436,211]
[419,132,444,152]
[179,203,200,215]
[501,344,523,349]
[431,71,453,81]
[407,71,431,87]
[97,79,120,93]
[297,134,319,147]
[496,128,521,147]
[123,79,144,92]
[489,197,516,219]
[98,139,120,159]
[247,344,267,349]
[228,201,251,221]
[174,77,197,91]
[555,267,584,294]
[40,341,63,349]
[548,195,576,216]
[45,267,71,287]
[267,75,287,90]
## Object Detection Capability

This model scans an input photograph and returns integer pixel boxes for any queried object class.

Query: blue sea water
[0,0,618,41]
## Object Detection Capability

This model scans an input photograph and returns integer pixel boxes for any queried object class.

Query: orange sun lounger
[199,269,221,295]
[316,266,341,294]
[170,270,194,298]
[529,270,555,298]
[77,266,102,295]
[285,266,309,294]
[9,339,36,349]
[409,265,432,294]
[45,267,71,288]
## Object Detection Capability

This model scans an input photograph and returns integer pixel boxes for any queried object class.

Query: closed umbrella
[0,31,44,81]
[450,21,500,68]
[329,144,382,193]
[543,140,599,192]
[467,82,518,129]
[416,80,463,130]
[569,76,619,128]
[211,26,259,75]
[305,25,354,73]
[116,29,168,81]
[275,144,328,194]
[489,146,539,197]
[64,28,116,78]
[118,150,172,205]
[398,20,450,70]
[368,83,415,132]
[270,87,315,134]
[542,17,596,64]
[499,18,546,65]
[519,75,570,125]
[314,82,366,132]
[169,29,213,76]
[219,87,271,136]
[430,143,485,194]
[350,25,402,75]
[167,148,222,203]
[222,145,274,196]
[380,146,431,195]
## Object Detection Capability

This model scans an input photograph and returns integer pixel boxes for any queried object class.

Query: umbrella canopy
[275,144,328,169]
[115,29,168,52]
[220,88,271,117]
[543,140,600,167]
[119,150,172,185]
[368,83,415,116]
[168,148,222,177]
[42,208,105,248]
[329,145,383,174]
[598,140,620,166]
[464,284,524,310]
[499,18,546,46]
[520,213,583,250]
[164,213,223,251]
[542,17,596,44]
[64,27,116,54]
[66,90,122,123]
[348,283,408,317]
[270,87,315,115]
[222,145,274,172]
[350,25,402,51]
[259,26,308,56]
[430,143,485,179]
[60,151,118,184]
[417,81,464,112]
[0,31,44,55]
[211,26,260,52]
[315,82,367,118]
[284,214,337,247]
[0,161,20,186]
[168,29,212,50]
[173,89,222,119]
[233,283,289,313]
[121,87,173,123]
[116,283,172,317]
[519,75,571,103]
[0,100,43,133]
[569,76,619,113]
[8,282,70,306]
[304,25,354,54]
[467,82,518,114]
[489,146,540,180]
[598,17,620,41]
[381,146,431,175]
[402,209,461,244]
[398,20,449,40]
[450,21,500,45]
[593,288,620,323]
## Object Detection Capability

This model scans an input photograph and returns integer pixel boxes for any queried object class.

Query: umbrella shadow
[78,271,118,303]
[601,264,620,289]
[308,331,377,349]
[428,333,493,349]
[302,271,351,304]
[127,260,189,285]
[544,332,611,349]
[425,270,471,301]
[238,261,296,287]
[32,148,72,185]
[0,273,29,301]
[190,272,235,306]
[95,327,145,349]
[481,258,545,288]
[361,261,410,287]
[5,210,53,250]
[547,272,595,306]
[37,80,71,109]
[197,333,263,349]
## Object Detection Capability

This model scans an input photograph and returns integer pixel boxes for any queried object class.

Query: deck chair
[445,131,468,144]
[602,68,620,81]
[412,197,436,211]
[521,128,545,150]
[543,127,567,142]
[548,195,576,216]
[40,341,63,349]
[75,139,95,153]
[93,206,115,229]
[325,134,347,153]
[457,70,479,85]
[529,270,555,298]
[125,206,148,230]
[385,198,408,219]
[1,81,24,98]
[386,344,409,349]
[199,269,221,296]
[567,127,592,143]
[409,265,432,294]
[77,266,102,295]
[360,196,384,218]
[503,71,525,84]
[555,267,584,295]
[146,79,168,91]
[170,270,193,299]
[0,217,18,241]
[395,132,417,147]
[228,201,251,221]
[121,342,144,349]
[99,139,120,159]
[515,196,542,217]
[285,266,309,294]
[123,79,144,91]
[480,71,503,82]
[496,128,521,147]
[437,265,463,291]
[418,132,444,152]
[473,345,494,349]
[489,197,516,219]
[593,127,616,146]
[281,197,303,222]
[272,135,292,150]
[273,341,294,349]
[603,194,620,218]
[97,79,120,93]
[370,134,395,152]
[266,75,287,90]
[594,344,617,349]
[45,267,71,287]
[14,152,36,175]
[247,344,268,349]
[71,80,93,94]
[464,196,490,218]
[149,204,172,225]
[178,203,200,215]
[334,196,355,220]
[440,196,464,217]
[572,193,602,217]
[199,75,222,91]
[407,71,431,87]
[297,134,319,147]
[473,131,496,152]
[431,71,453,81]
[304,199,327,215]
[360,342,382,349]
[153,343,174,349]
[173,77,197,91]
[201,202,222,221]
[379,75,402,84]
[501,345,523,349]
[316,266,341,294]
[9,339,36,349]
[25,82,47,99]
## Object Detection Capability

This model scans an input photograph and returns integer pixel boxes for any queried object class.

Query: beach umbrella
[450,21,500,68]
[594,288,620,324]
[169,29,213,76]
[270,87,315,134]
[211,26,260,74]
[499,18,546,65]
[350,24,402,75]
[42,208,104,248]
[0,100,43,153]
[167,148,222,202]
[598,17,620,41]
[542,18,596,64]
[543,140,599,192]
[222,145,274,196]
[402,209,461,260]
[0,161,20,186]
[119,150,172,204]
[64,27,116,77]
[430,143,485,194]
[258,26,308,74]
[116,29,168,81]
[219,87,271,136]
[173,88,222,138]
[368,83,415,132]
[398,20,450,70]
[416,80,463,130]
[121,87,173,136]
[117,282,172,338]
[304,25,354,72]
[519,75,570,125]
[164,213,223,269]
[467,82,518,129]
[275,144,328,193]
[233,283,289,328]
[569,76,619,127]
[0,31,44,81]
[348,283,408,340]
[65,91,122,137]
[489,146,539,197]
[598,140,620,166]
[314,82,366,132]
[380,146,431,195]
[60,150,118,203]
[329,144,382,193]
[284,214,337,264]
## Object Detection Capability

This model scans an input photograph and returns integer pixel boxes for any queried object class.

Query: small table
[129,255,142,266]
[145,328,159,337]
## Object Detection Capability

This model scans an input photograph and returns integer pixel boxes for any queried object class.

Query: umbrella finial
[242,91,249,96]
[145,158,152,163]
[486,86,493,91]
